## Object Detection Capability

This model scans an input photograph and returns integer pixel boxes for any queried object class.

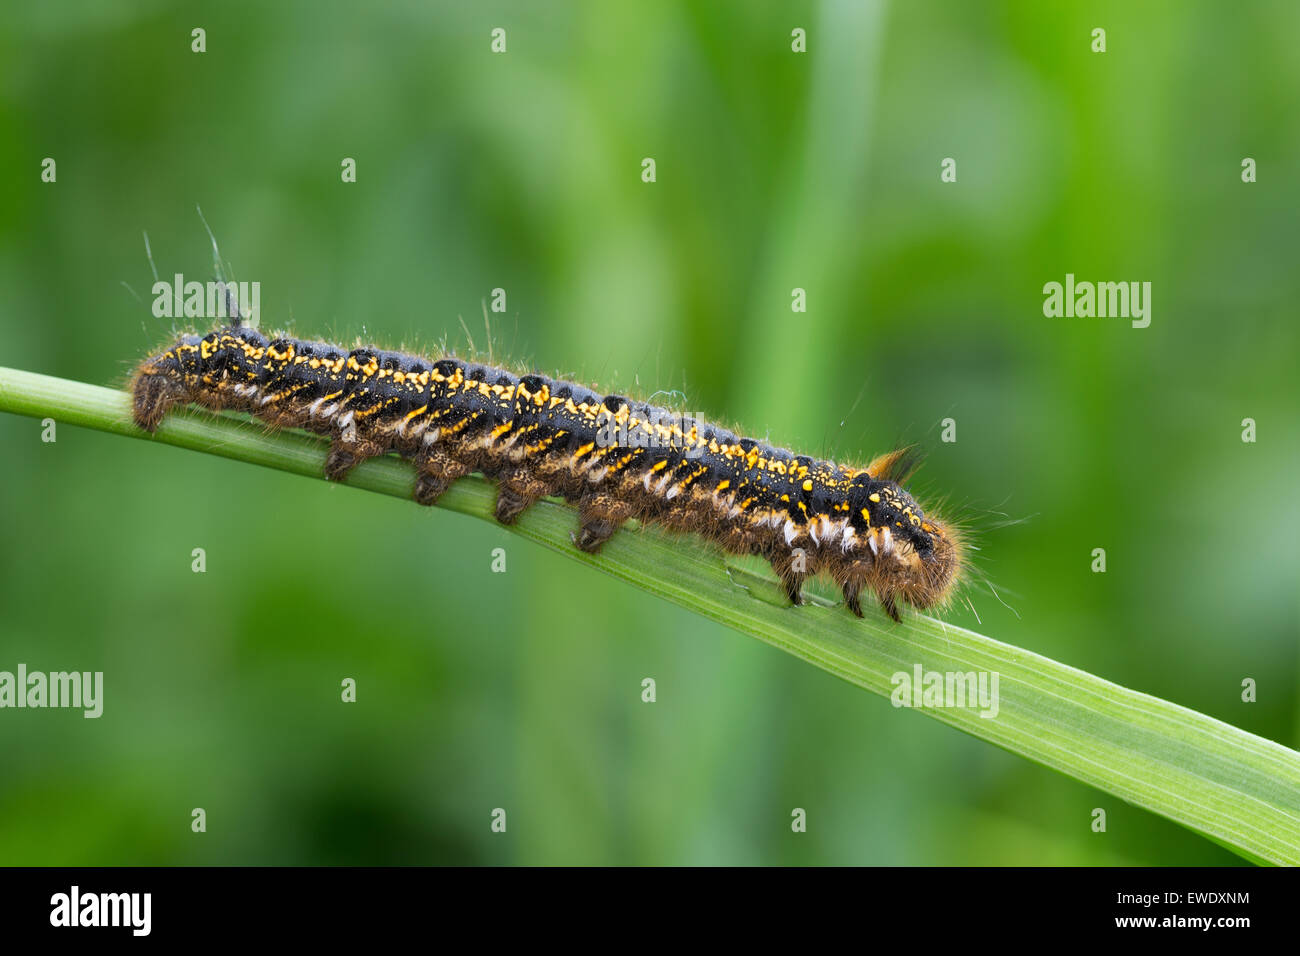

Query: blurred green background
[1,0,1296,865]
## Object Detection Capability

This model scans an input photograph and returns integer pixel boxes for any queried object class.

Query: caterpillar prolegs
[131,324,962,620]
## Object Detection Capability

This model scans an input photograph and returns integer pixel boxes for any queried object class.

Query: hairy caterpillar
[130,322,962,620]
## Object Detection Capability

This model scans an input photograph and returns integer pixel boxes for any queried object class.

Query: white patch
[666,486,681,500]
[337,411,355,429]
[869,535,879,556]
[808,522,821,547]
[422,429,441,445]
[881,527,893,555]
[840,526,857,553]
[783,520,797,547]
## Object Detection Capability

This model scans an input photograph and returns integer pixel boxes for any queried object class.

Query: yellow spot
[716,480,730,491]
[869,493,881,503]
[801,479,813,492]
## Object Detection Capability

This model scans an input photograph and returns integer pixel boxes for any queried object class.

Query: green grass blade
[2,365,1297,864]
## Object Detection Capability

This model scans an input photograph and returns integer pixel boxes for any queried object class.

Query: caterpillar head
[847,475,960,614]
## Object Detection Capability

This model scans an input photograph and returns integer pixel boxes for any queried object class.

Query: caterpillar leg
[841,560,898,621]
[324,437,384,482]
[573,493,634,553]
[413,448,470,506]
[494,469,551,525]
[841,579,865,618]
[769,552,808,607]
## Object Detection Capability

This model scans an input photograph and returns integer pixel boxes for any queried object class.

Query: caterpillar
[130,321,962,620]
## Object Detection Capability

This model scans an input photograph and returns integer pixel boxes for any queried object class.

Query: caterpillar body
[131,323,962,620]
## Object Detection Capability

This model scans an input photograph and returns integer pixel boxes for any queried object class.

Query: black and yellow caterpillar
[132,322,962,620]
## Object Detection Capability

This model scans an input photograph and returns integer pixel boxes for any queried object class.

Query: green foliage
[4,367,1296,865]
[3,0,1296,865]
